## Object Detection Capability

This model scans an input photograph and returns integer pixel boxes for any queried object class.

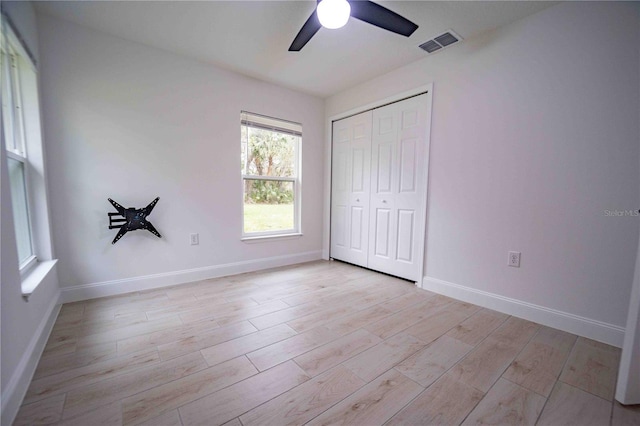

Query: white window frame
[241,111,302,240]
[2,20,35,271]
[2,13,57,297]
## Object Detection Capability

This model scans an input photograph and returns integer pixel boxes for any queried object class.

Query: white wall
[326,2,640,345]
[1,2,61,424]
[36,14,326,299]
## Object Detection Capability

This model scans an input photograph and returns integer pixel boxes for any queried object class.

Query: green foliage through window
[244,180,293,205]
[243,128,295,178]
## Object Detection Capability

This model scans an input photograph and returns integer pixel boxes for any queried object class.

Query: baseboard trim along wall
[60,250,323,303]
[422,276,625,348]
[1,295,61,426]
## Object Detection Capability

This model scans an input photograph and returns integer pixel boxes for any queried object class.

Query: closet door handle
[356,198,360,202]
[382,199,387,204]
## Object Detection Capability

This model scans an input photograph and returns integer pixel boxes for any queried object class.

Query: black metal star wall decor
[108,197,162,244]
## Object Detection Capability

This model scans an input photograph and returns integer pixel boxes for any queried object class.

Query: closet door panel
[332,205,347,248]
[351,148,366,192]
[399,138,417,193]
[376,143,393,194]
[369,106,399,275]
[369,94,428,281]
[330,111,372,267]
[373,207,392,258]
[396,209,415,263]
[350,206,365,251]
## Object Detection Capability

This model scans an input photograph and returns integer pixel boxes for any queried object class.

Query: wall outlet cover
[508,251,521,267]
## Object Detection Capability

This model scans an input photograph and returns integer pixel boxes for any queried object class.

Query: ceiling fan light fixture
[317,0,351,29]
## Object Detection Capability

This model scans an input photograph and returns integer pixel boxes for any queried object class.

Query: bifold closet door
[368,94,428,281]
[330,110,373,267]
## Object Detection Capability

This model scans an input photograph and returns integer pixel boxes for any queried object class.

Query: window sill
[21,259,58,301]
[241,233,303,243]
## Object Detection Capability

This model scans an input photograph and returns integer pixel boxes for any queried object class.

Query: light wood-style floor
[14,260,640,425]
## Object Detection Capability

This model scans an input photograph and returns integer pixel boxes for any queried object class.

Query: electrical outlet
[190,233,199,245]
[508,251,521,267]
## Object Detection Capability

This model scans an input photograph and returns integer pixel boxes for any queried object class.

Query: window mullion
[6,149,26,163]
[242,175,295,182]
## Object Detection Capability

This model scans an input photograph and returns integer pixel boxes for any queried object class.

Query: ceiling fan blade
[349,0,418,37]
[289,10,322,51]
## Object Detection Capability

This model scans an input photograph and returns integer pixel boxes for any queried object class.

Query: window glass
[245,128,296,178]
[243,180,295,233]
[7,156,32,263]
[1,50,16,149]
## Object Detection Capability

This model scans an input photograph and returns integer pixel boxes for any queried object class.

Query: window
[241,111,301,238]
[2,20,34,268]
[1,14,54,293]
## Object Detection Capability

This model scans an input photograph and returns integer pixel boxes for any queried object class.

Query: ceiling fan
[289,0,419,52]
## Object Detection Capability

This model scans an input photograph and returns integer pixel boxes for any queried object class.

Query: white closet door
[330,110,372,267]
[368,94,428,281]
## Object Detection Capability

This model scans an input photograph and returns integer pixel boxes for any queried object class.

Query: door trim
[323,83,434,285]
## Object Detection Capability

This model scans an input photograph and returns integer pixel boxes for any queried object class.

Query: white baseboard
[1,294,61,426]
[60,250,323,303]
[422,276,625,348]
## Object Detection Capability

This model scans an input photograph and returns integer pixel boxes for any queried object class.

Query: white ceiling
[34,1,557,98]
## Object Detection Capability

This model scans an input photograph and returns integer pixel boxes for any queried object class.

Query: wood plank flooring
[14,260,638,425]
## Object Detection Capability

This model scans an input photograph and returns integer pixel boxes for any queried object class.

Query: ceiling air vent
[419,30,462,54]
[419,40,442,54]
